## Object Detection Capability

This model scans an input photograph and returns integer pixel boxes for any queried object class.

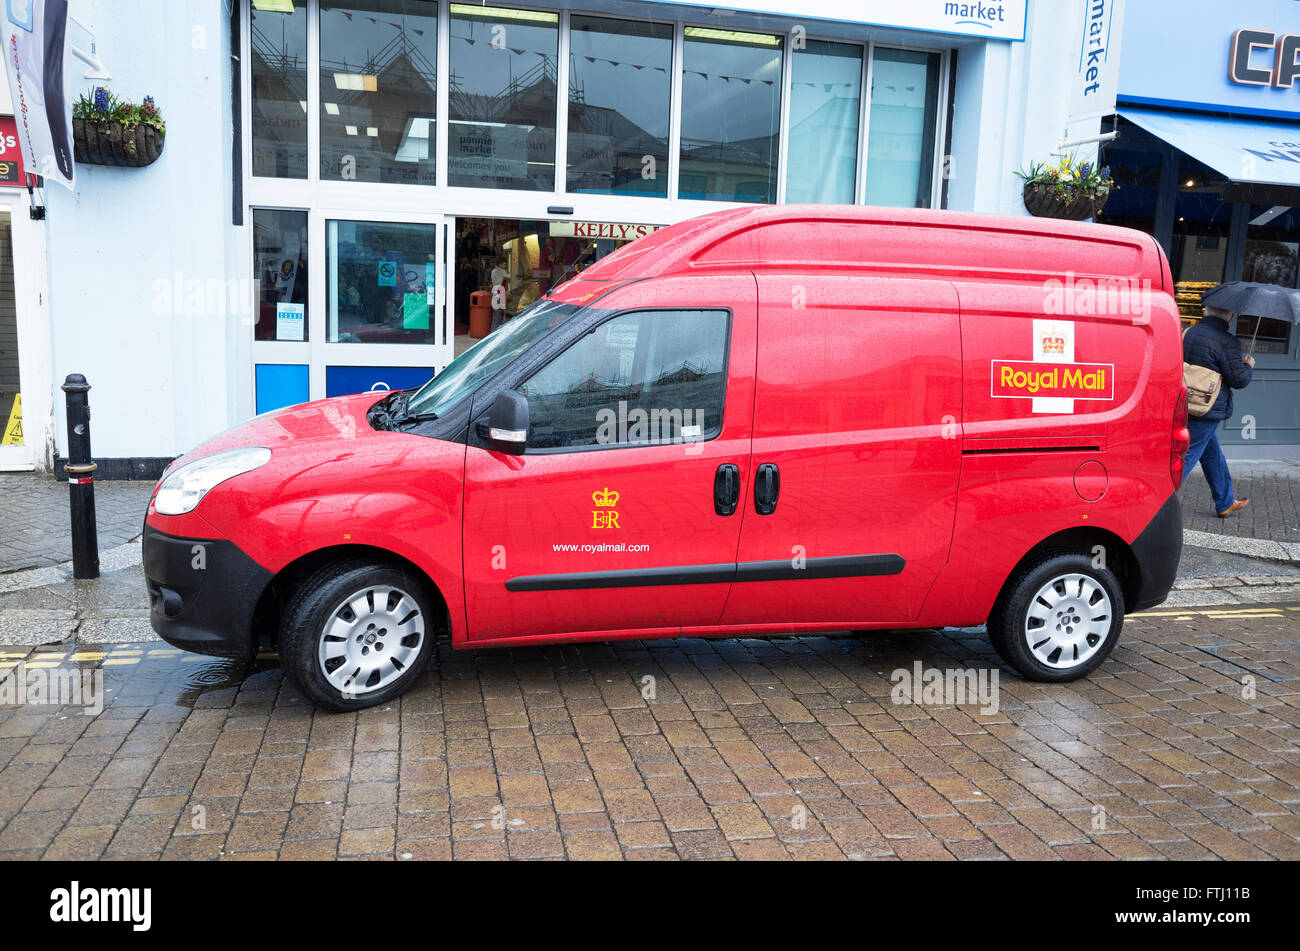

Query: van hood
[166,392,391,473]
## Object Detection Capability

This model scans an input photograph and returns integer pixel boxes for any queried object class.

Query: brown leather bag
[1182,327,1222,418]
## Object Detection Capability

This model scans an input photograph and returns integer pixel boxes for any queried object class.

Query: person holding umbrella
[1181,301,1253,516]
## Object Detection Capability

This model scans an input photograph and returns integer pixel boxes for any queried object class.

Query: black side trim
[962,445,1101,456]
[1129,492,1183,611]
[735,554,905,582]
[505,554,905,592]
[506,562,735,592]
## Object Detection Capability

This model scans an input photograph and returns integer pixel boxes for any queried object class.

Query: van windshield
[403,298,579,420]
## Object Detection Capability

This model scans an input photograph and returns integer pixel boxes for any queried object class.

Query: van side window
[520,309,729,450]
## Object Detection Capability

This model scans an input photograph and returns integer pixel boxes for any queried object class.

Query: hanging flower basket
[71,87,166,169]
[1022,181,1108,221]
[73,118,165,168]
[1016,155,1112,222]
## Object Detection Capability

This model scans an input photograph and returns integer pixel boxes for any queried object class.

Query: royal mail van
[143,206,1188,710]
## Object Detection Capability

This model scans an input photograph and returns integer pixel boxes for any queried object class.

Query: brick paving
[0,603,1297,861]
[1182,460,1300,542]
[0,475,155,573]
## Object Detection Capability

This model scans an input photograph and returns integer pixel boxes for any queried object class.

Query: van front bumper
[142,524,273,659]
[1129,492,1183,612]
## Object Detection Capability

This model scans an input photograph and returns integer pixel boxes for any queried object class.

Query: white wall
[948,0,1098,216]
[45,0,236,461]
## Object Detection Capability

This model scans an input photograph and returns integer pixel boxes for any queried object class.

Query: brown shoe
[1217,498,1249,517]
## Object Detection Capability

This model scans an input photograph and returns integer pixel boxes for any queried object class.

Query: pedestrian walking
[1181,305,1253,516]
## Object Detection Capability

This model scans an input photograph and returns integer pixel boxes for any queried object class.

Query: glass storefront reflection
[447,4,558,191]
[787,40,861,204]
[251,0,308,179]
[319,1,439,185]
[865,48,941,208]
[679,28,783,203]
[567,16,672,196]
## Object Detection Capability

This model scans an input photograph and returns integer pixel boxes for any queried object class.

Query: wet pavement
[0,476,155,573]
[0,602,1297,861]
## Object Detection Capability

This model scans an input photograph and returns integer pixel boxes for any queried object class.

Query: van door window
[520,309,729,450]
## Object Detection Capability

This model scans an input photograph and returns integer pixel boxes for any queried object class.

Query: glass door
[249,211,454,414]
[318,212,454,400]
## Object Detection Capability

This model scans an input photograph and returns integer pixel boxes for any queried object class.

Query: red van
[143,206,1188,710]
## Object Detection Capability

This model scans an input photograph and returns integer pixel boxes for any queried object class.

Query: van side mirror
[479,389,529,455]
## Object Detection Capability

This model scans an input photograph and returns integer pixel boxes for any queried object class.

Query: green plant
[1016,154,1112,202]
[73,87,166,136]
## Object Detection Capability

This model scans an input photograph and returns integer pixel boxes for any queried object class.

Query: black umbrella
[1202,281,1300,354]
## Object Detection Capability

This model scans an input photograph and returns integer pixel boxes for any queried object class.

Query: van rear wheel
[279,559,437,711]
[988,552,1124,682]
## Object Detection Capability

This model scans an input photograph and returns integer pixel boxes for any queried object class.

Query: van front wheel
[988,552,1124,682]
[279,559,437,711]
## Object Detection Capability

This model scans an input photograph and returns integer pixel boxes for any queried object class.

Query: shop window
[447,4,558,191]
[1242,205,1300,289]
[864,48,941,208]
[520,310,729,450]
[679,28,783,204]
[452,217,646,332]
[254,209,309,342]
[1170,156,1230,319]
[786,40,862,204]
[327,221,441,344]
[567,16,672,197]
[1095,138,1161,233]
[1235,314,1293,356]
[251,0,309,179]
[320,1,439,185]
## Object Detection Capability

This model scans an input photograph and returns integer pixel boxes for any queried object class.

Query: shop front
[0,112,51,471]
[238,0,984,417]
[1101,0,1300,453]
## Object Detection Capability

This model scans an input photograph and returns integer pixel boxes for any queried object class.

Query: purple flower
[142,95,156,115]
[93,86,110,113]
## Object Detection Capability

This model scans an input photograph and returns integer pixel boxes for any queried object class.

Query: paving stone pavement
[1182,460,1300,544]
[0,475,155,573]
[0,603,1296,861]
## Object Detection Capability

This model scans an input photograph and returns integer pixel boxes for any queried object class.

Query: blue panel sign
[325,365,435,398]
[255,364,309,416]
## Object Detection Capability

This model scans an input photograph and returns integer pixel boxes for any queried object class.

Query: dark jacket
[1183,314,1253,421]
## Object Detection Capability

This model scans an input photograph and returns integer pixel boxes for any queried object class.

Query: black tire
[279,558,439,711]
[987,551,1125,682]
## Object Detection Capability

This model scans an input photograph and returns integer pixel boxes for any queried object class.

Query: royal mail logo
[992,319,1114,413]
[991,360,1115,401]
[591,487,620,529]
[1041,330,1066,355]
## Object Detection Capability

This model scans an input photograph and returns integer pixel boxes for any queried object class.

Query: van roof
[552,204,1167,299]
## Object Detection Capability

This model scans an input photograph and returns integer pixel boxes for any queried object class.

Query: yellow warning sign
[2,392,22,446]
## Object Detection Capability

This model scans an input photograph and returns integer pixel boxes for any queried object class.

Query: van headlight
[154,447,271,516]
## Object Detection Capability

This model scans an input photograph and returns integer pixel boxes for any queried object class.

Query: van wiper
[388,393,439,428]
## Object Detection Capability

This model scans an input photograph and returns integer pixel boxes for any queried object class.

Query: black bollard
[61,374,99,580]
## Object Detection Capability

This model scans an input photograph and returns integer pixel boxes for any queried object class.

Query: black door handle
[714,464,739,516]
[754,463,780,515]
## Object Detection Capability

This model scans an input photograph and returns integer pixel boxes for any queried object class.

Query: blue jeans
[1182,417,1235,511]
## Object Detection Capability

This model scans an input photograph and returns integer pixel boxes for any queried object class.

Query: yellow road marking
[69,652,105,661]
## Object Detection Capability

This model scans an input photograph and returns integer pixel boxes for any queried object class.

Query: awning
[1120,106,1300,205]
